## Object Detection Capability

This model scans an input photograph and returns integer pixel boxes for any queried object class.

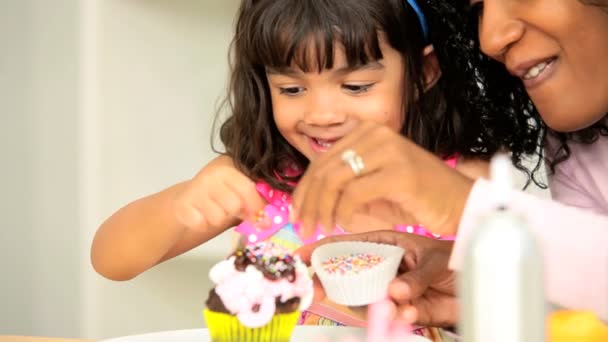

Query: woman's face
[471,0,608,132]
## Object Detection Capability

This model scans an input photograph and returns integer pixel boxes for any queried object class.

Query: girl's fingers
[182,195,222,230]
[214,185,247,219]
[223,171,265,219]
[205,172,257,228]
[174,158,265,232]
[174,196,204,228]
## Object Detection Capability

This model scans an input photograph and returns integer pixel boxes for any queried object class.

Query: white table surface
[100,328,431,342]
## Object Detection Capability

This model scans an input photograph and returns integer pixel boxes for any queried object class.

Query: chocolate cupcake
[203,242,313,342]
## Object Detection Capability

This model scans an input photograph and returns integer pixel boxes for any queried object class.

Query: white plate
[100,327,431,341]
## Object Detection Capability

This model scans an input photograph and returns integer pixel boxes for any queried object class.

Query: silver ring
[341,149,365,176]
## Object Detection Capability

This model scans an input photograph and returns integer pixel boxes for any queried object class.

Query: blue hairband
[406,0,429,41]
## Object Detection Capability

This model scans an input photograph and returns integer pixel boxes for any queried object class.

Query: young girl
[90,0,537,339]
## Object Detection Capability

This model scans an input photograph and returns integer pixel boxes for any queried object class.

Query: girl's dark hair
[214,0,548,190]
[419,0,546,187]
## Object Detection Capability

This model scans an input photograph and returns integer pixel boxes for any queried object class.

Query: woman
[292,0,608,323]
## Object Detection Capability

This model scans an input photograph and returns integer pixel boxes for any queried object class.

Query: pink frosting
[209,256,313,328]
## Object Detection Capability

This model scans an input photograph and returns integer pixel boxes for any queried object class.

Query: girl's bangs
[246,0,384,73]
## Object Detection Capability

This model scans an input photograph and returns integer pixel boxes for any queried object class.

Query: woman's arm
[292,121,475,236]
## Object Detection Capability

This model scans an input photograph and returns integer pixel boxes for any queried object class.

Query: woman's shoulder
[569,134,608,162]
[546,134,608,174]
[547,134,608,214]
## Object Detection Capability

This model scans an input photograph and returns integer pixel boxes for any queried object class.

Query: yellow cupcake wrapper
[203,309,300,342]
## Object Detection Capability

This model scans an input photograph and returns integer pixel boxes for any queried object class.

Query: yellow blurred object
[548,310,608,342]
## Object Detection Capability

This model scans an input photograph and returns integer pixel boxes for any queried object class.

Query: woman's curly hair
[420,0,547,187]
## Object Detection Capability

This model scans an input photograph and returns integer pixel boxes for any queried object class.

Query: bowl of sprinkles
[311,241,405,306]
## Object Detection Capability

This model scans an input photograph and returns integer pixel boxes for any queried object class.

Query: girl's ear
[421,45,442,91]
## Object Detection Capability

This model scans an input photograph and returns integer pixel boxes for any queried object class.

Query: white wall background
[81,1,239,339]
[1,0,81,337]
[0,0,549,340]
[2,0,239,339]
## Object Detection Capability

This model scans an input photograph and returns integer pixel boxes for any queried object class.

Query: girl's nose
[303,93,346,127]
[477,1,525,62]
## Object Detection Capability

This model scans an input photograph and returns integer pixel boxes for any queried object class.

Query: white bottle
[459,154,546,342]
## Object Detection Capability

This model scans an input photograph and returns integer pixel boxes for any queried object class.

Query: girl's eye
[342,83,374,94]
[279,86,305,96]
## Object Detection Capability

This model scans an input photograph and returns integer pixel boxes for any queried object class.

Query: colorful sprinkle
[252,210,271,230]
[232,242,297,281]
[322,253,384,275]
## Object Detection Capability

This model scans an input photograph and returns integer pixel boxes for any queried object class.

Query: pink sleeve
[544,134,606,213]
[550,162,603,212]
[450,179,608,321]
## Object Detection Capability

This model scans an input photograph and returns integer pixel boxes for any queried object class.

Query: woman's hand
[296,230,458,327]
[291,121,475,237]
[174,155,265,232]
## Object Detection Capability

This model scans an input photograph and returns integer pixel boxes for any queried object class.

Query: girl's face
[471,0,608,132]
[266,36,436,161]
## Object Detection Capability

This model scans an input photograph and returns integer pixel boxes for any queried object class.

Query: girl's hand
[291,121,475,237]
[174,155,265,232]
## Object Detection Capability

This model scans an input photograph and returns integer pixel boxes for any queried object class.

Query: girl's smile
[308,136,341,153]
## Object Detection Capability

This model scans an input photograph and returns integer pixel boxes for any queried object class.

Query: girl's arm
[91,155,264,281]
[451,178,608,322]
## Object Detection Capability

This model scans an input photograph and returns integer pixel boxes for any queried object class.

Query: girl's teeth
[524,62,548,80]
[315,138,333,148]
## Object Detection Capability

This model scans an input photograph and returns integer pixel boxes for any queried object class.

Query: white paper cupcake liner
[311,241,405,306]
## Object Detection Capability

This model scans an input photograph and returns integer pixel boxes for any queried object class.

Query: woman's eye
[279,86,305,96]
[342,83,374,94]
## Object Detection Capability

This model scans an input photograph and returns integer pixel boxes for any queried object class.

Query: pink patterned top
[235,156,458,250]
[234,156,458,328]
